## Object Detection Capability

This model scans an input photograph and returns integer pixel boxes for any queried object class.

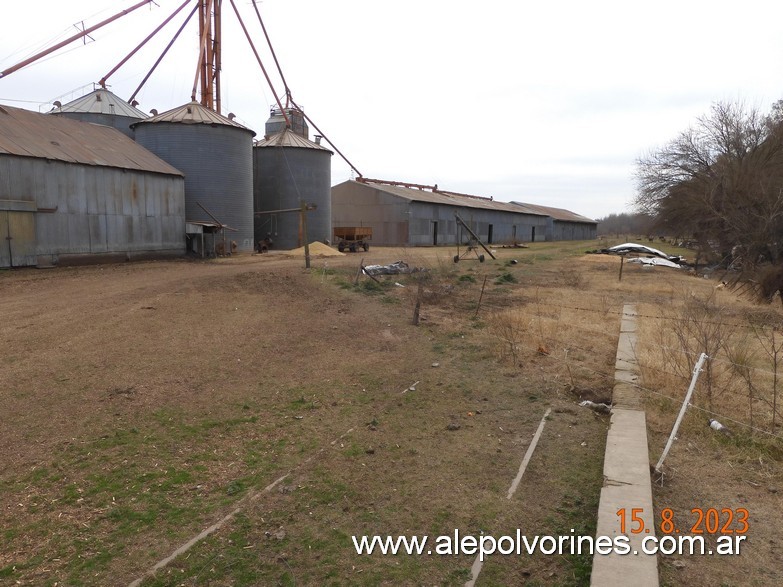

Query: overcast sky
[2,0,782,219]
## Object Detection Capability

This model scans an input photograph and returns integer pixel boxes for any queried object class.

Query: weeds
[494,272,517,285]
[487,310,530,365]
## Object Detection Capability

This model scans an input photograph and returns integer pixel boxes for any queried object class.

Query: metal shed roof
[132,101,255,135]
[510,201,596,223]
[49,88,147,118]
[254,128,333,152]
[0,104,183,176]
[351,180,548,216]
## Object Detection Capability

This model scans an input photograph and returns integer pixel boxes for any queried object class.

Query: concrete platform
[591,304,658,587]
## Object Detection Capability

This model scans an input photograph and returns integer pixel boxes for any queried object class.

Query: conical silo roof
[254,128,332,152]
[134,101,255,135]
[50,88,147,119]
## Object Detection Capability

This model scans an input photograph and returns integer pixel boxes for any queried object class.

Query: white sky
[2,0,782,219]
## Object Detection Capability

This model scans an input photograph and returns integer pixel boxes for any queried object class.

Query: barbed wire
[483,313,783,440]
[475,298,783,378]
[539,339,783,442]
[475,295,783,334]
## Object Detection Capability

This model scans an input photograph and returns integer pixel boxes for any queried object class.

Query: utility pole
[301,200,311,269]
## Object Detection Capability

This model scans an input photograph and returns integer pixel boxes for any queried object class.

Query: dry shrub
[487,308,532,365]
[561,270,585,289]
[638,288,783,434]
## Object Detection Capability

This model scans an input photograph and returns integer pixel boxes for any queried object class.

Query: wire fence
[474,297,783,443]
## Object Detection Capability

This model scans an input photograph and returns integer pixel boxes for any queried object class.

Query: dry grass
[0,240,781,586]
[636,285,783,437]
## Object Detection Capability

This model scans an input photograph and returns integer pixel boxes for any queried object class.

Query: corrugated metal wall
[0,201,37,267]
[331,182,550,246]
[552,221,597,241]
[408,202,547,246]
[331,183,409,245]
[0,155,185,266]
[253,146,331,250]
[52,112,139,139]
[135,122,255,252]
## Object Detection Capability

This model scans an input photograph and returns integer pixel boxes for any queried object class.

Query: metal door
[1,210,37,268]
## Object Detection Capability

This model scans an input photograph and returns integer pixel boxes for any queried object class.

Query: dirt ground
[0,243,781,586]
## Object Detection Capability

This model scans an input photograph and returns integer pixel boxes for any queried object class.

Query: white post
[655,352,708,473]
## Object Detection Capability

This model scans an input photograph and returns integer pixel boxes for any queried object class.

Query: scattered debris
[363,261,423,276]
[709,419,732,436]
[402,381,419,394]
[446,422,461,431]
[588,242,687,266]
[431,362,440,368]
[265,527,286,541]
[626,256,684,269]
[579,400,611,414]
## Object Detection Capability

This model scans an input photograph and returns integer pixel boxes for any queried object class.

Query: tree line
[633,99,783,303]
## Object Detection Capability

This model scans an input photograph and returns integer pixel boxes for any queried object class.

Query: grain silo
[49,88,147,138]
[132,101,256,253]
[253,124,333,250]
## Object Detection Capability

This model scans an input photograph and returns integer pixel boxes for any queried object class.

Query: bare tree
[635,100,783,301]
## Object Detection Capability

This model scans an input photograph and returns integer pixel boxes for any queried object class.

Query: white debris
[579,400,612,414]
[709,419,732,436]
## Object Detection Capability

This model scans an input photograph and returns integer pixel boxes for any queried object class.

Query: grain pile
[284,241,345,258]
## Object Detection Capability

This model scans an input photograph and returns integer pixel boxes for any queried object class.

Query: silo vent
[314,135,322,145]
[150,108,158,115]
[53,100,62,108]
[228,112,236,120]
[131,100,139,107]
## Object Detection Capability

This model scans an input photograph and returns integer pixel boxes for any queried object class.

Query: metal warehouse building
[0,105,186,268]
[331,179,596,246]
[510,201,597,241]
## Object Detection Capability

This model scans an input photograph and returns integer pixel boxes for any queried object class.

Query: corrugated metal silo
[49,88,147,138]
[265,107,309,139]
[253,129,333,250]
[132,101,256,252]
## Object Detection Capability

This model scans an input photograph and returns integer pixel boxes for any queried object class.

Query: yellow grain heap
[285,241,345,258]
